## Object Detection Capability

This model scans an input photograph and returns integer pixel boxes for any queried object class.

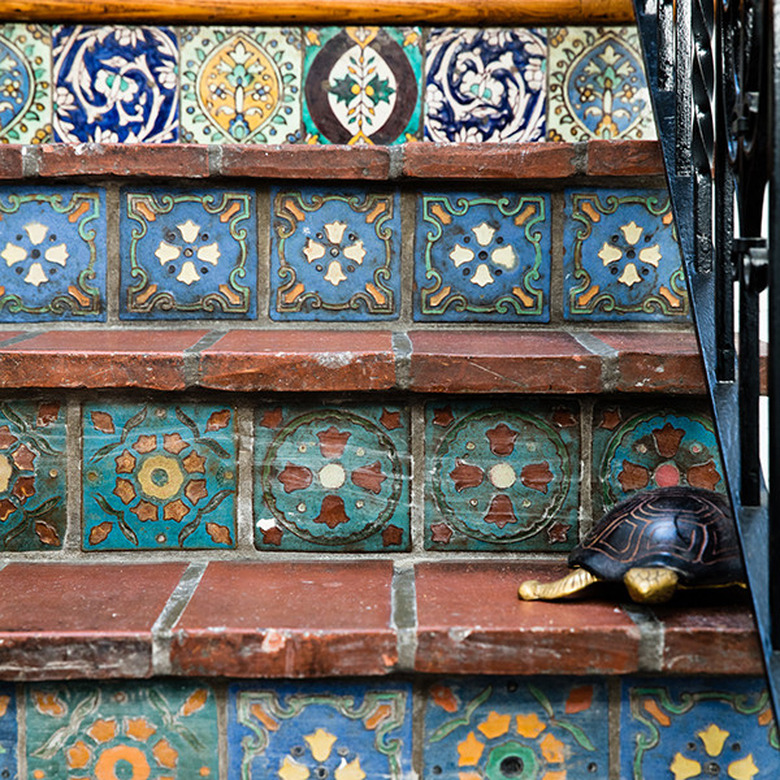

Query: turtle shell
[570,487,744,584]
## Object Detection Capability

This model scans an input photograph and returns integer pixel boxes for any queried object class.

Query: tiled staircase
[0,6,774,779]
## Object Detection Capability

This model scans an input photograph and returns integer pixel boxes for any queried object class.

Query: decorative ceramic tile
[82,402,237,550]
[593,403,725,517]
[425,28,546,143]
[270,187,400,320]
[564,188,689,320]
[622,677,780,778]
[120,188,256,319]
[0,685,16,779]
[180,27,302,144]
[425,401,579,550]
[0,400,66,551]
[0,24,51,143]
[414,192,550,322]
[228,680,412,780]
[302,27,422,144]
[424,677,608,779]
[255,403,410,551]
[27,681,218,779]
[52,25,178,143]
[0,187,106,321]
[548,26,656,141]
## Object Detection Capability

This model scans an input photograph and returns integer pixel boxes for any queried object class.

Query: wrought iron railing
[632,0,780,712]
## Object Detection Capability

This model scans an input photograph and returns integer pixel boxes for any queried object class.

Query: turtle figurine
[519,486,746,604]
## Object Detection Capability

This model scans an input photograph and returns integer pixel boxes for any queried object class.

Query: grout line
[622,603,665,673]
[151,561,208,675]
[391,560,417,671]
[65,397,82,551]
[183,329,226,387]
[608,677,621,780]
[570,330,620,392]
[410,400,425,554]
[21,144,40,178]
[392,331,412,391]
[579,396,595,540]
[236,402,255,553]
[0,333,40,347]
[105,183,121,324]
[388,145,404,180]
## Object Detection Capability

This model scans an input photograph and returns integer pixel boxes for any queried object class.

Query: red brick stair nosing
[0,327,712,394]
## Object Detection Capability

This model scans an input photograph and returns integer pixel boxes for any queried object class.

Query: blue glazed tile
[255,403,410,551]
[82,402,237,550]
[621,677,780,779]
[414,192,550,321]
[180,26,302,144]
[0,187,106,321]
[424,677,608,779]
[548,26,656,141]
[0,400,66,551]
[0,23,52,144]
[425,28,546,143]
[593,402,725,517]
[27,681,218,779]
[425,401,579,551]
[228,680,412,780]
[0,685,16,778]
[120,188,257,319]
[303,27,422,144]
[52,25,178,143]
[270,186,400,320]
[564,188,689,320]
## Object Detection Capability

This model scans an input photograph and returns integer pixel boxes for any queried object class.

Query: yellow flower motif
[698,724,729,756]
[540,732,565,763]
[304,729,338,762]
[670,724,760,780]
[516,712,547,738]
[279,756,310,780]
[334,757,366,780]
[478,711,511,739]
[457,731,485,766]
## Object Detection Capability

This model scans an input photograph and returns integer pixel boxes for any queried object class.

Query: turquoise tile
[26,681,217,779]
[0,186,106,321]
[425,401,579,551]
[548,26,656,141]
[0,685,16,779]
[564,188,689,321]
[270,186,401,320]
[0,400,66,551]
[120,187,257,320]
[255,403,410,551]
[622,677,780,779]
[0,23,51,144]
[228,680,412,780]
[83,402,237,550]
[303,26,422,144]
[424,677,608,779]
[592,402,725,517]
[180,26,302,144]
[414,191,551,322]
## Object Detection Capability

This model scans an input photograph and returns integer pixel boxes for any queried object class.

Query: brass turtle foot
[623,567,679,603]
[519,568,600,601]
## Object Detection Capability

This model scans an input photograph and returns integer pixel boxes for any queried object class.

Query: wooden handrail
[0,0,634,25]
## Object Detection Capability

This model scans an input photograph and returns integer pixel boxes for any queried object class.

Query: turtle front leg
[519,568,600,601]
[623,567,679,603]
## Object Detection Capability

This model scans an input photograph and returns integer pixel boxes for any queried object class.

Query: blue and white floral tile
[254,403,410,551]
[52,25,178,143]
[563,188,690,320]
[592,402,725,517]
[414,192,551,322]
[425,401,579,551]
[0,24,51,144]
[120,187,256,319]
[228,680,412,780]
[180,26,302,144]
[82,402,237,550]
[302,26,422,145]
[27,681,218,779]
[424,677,608,779]
[548,26,656,141]
[622,677,780,778]
[0,186,106,321]
[425,28,546,143]
[270,186,400,320]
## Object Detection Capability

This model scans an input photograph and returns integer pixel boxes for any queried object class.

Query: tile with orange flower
[0,684,16,778]
[425,400,579,551]
[592,402,725,517]
[26,681,217,779]
[622,676,780,779]
[424,677,608,779]
[228,680,411,779]
[83,402,236,550]
[0,400,66,551]
[255,403,410,551]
